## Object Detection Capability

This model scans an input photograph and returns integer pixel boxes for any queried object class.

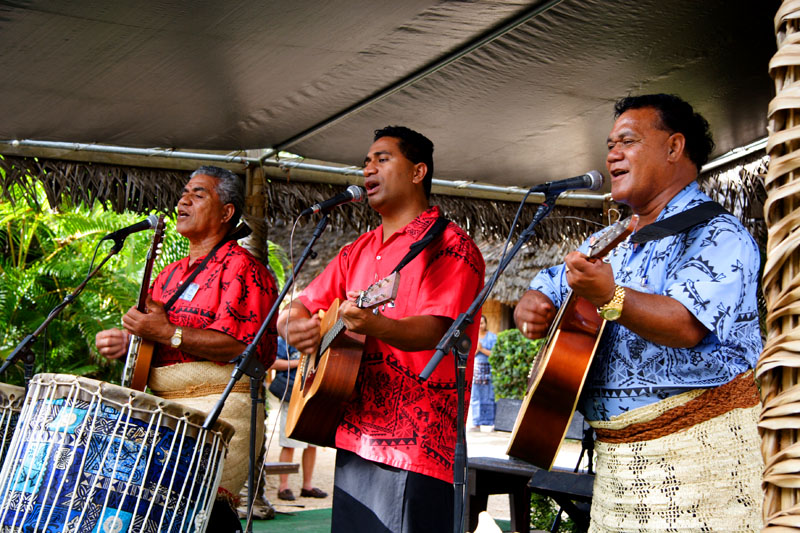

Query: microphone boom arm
[420,191,561,380]
[0,241,124,383]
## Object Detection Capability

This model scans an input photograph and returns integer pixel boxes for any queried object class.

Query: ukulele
[121,215,166,391]
[285,272,400,447]
[507,215,638,469]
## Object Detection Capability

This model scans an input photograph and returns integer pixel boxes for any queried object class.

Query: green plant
[488,328,544,400]
[530,492,579,532]
[0,180,167,385]
[0,164,292,388]
[267,240,290,288]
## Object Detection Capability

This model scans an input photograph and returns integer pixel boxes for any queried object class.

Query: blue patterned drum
[0,383,24,464]
[0,374,233,532]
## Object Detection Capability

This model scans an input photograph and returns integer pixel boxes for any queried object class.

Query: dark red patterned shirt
[150,241,278,368]
[300,206,485,483]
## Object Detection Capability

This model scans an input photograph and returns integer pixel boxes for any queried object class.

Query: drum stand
[204,213,331,533]
[420,191,560,533]
[0,239,126,388]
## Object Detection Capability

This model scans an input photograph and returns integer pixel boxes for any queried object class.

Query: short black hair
[373,126,434,198]
[614,94,715,172]
[190,165,244,226]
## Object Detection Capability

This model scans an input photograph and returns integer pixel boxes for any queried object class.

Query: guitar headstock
[138,215,166,311]
[146,216,166,259]
[356,272,401,309]
[587,214,639,259]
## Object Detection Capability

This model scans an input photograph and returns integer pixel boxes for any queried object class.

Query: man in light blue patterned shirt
[515,94,763,531]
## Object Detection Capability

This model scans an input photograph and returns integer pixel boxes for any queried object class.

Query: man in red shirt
[96,166,278,532]
[278,126,485,532]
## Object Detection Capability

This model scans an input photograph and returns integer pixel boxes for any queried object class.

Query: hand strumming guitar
[514,290,556,340]
[515,251,617,340]
[278,302,322,357]
[95,328,131,360]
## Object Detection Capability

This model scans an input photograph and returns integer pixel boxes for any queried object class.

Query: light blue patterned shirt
[530,182,762,421]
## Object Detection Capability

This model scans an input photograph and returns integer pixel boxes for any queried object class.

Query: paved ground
[244,395,583,525]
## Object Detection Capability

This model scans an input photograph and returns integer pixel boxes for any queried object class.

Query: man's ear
[221,203,236,224]
[411,162,428,185]
[667,133,686,162]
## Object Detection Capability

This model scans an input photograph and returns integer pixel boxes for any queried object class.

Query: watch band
[170,326,183,348]
[597,285,625,321]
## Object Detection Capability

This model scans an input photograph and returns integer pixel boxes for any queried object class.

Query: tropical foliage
[489,328,544,400]
[0,177,184,385]
[0,164,289,387]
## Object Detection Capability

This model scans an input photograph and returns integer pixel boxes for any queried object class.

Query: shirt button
[376,255,381,260]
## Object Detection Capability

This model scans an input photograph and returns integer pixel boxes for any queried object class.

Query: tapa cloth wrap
[587,372,763,532]
[149,361,263,504]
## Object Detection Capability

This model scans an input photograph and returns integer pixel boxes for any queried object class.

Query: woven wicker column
[759,1,800,529]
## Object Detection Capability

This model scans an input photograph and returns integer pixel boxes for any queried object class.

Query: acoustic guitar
[121,215,166,391]
[507,215,639,469]
[285,272,400,447]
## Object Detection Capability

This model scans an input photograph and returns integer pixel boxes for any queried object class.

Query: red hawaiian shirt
[150,241,278,368]
[299,206,485,483]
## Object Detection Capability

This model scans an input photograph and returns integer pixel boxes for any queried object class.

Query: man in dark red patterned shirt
[278,126,484,533]
[96,166,278,532]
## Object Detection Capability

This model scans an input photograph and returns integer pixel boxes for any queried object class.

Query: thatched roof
[265,152,767,305]
[0,152,767,306]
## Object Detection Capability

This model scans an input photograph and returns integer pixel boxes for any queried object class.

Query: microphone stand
[419,191,561,533]
[202,213,330,533]
[0,238,128,388]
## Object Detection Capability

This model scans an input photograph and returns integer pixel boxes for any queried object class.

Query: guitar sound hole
[303,370,316,393]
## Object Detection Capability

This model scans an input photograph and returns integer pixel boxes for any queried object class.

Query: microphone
[100,214,159,242]
[530,170,605,195]
[300,185,365,216]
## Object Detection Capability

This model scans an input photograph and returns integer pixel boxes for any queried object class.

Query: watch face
[602,308,622,321]
[171,337,180,347]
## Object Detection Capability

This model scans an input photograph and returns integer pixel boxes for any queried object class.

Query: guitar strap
[629,201,729,245]
[162,223,252,313]
[391,217,451,274]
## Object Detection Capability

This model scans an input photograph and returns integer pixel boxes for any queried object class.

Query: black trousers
[331,449,454,533]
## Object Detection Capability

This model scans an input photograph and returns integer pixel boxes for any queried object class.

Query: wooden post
[243,165,269,263]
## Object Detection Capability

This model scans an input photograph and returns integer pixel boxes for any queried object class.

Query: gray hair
[190,165,244,226]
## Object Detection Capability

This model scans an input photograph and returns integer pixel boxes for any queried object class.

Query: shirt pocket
[379,272,415,319]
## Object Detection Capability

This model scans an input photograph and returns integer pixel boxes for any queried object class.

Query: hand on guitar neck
[515,222,624,339]
[122,294,174,345]
[561,250,617,308]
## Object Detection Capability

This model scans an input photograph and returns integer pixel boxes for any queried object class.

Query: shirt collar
[655,181,712,221]
[396,205,441,237]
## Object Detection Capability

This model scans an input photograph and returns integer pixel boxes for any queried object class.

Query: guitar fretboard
[319,319,346,355]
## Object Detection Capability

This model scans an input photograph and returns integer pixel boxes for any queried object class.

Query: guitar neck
[317,272,401,355]
[319,319,346,355]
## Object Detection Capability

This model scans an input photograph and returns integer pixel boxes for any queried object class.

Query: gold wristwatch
[597,285,625,321]
[170,326,183,348]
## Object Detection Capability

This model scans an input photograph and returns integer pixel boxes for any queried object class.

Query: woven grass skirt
[588,387,763,532]
[149,361,264,503]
